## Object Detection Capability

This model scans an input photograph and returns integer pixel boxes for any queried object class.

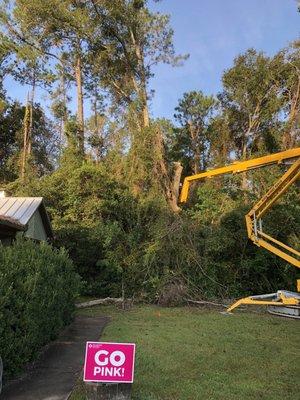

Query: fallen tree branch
[76,297,123,309]
[186,299,228,308]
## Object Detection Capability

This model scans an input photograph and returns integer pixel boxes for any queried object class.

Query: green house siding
[25,210,48,241]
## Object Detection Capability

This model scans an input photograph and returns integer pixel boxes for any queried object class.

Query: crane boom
[180,148,300,202]
[179,147,300,315]
[246,158,300,269]
[180,147,300,267]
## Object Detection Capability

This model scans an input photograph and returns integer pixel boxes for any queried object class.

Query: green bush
[54,222,124,297]
[11,162,298,303]
[0,238,81,380]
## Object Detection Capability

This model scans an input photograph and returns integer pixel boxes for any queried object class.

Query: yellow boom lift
[180,147,300,318]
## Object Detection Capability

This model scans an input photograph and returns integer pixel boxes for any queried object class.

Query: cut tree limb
[76,297,123,309]
[187,299,228,308]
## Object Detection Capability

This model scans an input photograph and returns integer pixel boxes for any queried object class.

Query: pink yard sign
[83,342,136,383]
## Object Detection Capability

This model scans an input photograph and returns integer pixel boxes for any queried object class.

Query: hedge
[0,238,81,380]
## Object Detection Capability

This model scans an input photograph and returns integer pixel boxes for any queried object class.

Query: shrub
[54,222,124,297]
[0,238,81,380]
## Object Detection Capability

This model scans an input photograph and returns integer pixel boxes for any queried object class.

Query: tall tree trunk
[188,121,201,174]
[21,74,35,180]
[61,71,68,144]
[75,54,84,155]
[93,93,103,163]
[93,96,99,162]
[154,128,183,212]
[283,75,300,149]
[241,140,249,191]
[130,28,150,129]
[193,149,201,174]
[170,161,183,210]
[27,74,35,158]
[141,86,150,128]
[20,93,30,180]
[191,136,201,174]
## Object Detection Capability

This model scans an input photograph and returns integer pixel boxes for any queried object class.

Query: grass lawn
[71,305,299,400]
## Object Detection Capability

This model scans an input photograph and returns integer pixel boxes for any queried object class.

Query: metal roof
[0,197,43,225]
[0,197,53,238]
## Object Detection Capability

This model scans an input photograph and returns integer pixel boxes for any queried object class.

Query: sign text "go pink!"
[83,342,136,383]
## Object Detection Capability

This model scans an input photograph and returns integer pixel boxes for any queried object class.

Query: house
[0,194,53,244]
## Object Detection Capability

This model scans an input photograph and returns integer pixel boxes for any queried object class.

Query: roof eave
[0,217,26,231]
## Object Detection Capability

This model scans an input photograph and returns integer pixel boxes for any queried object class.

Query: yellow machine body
[180,147,300,315]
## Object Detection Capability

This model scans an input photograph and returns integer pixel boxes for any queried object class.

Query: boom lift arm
[245,158,300,269]
[180,147,300,316]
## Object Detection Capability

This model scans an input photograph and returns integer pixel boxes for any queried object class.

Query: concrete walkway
[1,315,109,400]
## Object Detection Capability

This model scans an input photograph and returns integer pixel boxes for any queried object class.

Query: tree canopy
[0,0,299,302]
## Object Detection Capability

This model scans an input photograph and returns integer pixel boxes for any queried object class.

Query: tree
[0,0,97,157]
[90,0,188,130]
[0,101,21,182]
[50,56,72,150]
[84,75,108,162]
[219,50,285,158]
[208,115,232,166]
[277,43,300,148]
[174,91,217,174]
[218,49,285,190]
[88,0,188,206]
[0,0,57,177]
[0,43,10,110]
[0,101,57,184]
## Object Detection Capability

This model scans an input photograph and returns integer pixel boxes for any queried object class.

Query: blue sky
[149,0,300,119]
[4,0,300,121]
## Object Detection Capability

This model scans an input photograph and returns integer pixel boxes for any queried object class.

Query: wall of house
[25,210,48,241]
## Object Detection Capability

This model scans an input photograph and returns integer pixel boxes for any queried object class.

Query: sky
[3,0,300,122]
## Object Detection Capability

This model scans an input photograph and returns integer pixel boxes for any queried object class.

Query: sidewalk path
[2,315,109,400]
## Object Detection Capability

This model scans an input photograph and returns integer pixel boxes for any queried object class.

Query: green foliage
[219,49,287,157]
[0,237,81,380]
[0,100,57,184]
[54,220,134,297]
[0,0,299,323]
[39,162,137,226]
[172,91,217,174]
[10,155,298,304]
[17,161,142,297]
[88,0,188,108]
[186,180,299,297]
[190,181,237,224]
